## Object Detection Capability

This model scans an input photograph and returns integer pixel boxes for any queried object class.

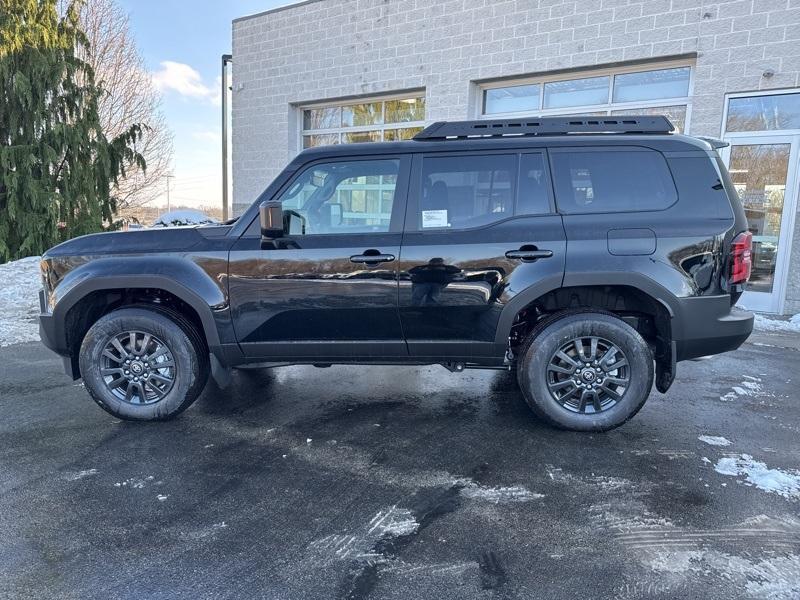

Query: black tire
[516,311,653,432]
[79,307,209,421]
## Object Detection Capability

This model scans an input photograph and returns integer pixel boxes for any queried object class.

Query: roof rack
[413,115,674,140]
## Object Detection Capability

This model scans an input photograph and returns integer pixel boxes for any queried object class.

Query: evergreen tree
[0,0,145,262]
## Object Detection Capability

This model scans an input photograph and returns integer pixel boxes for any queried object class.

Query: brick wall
[232,0,800,313]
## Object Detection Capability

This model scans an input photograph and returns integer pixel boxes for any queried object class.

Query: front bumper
[674,296,753,362]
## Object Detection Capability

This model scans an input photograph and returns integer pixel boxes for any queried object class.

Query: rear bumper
[674,296,753,361]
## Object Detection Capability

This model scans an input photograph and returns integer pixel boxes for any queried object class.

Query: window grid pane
[300,96,426,147]
[481,64,692,131]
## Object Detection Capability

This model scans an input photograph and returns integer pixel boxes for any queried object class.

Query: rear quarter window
[551,148,677,214]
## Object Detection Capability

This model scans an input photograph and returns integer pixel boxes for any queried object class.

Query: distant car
[152,209,218,228]
[38,116,753,431]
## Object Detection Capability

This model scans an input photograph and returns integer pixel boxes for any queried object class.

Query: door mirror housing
[260,200,284,240]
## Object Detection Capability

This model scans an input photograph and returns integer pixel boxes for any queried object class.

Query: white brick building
[231,0,800,314]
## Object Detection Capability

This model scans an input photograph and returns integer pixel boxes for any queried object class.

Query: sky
[117,0,299,210]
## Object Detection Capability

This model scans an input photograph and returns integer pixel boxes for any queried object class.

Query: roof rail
[414,115,674,140]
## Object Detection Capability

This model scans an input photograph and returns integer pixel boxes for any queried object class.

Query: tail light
[730,231,752,285]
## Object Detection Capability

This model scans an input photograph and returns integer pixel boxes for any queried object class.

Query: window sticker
[421,209,449,228]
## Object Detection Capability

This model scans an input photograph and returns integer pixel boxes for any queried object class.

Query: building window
[726,92,800,132]
[481,64,692,133]
[301,95,426,148]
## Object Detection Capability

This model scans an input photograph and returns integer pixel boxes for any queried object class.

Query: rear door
[228,155,410,360]
[397,150,567,360]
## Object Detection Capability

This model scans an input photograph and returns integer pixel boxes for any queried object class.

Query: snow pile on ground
[753,313,800,333]
[0,256,42,347]
[152,209,219,228]
[714,454,800,500]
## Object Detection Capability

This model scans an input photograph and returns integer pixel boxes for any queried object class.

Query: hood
[43,227,213,259]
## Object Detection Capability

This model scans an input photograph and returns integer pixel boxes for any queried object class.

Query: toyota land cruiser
[38,116,754,431]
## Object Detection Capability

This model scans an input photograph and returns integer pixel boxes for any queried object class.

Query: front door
[721,135,800,313]
[228,155,411,360]
[398,151,566,359]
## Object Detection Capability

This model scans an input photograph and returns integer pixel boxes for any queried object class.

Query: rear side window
[419,154,516,229]
[551,148,677,213]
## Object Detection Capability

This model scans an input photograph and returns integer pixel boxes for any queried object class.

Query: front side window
[419,155,516,230]
[277,159,400,235]
[551,149,677,214]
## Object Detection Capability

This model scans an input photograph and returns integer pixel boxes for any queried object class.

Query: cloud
[152,61,220,105]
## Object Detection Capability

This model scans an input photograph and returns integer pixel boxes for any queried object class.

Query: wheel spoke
[111,337,127,357]
[555,350,578,370]
[589,337,598,361]
[549,363,574,375]
[146,378,166,398]
[153,359,175,369]
[149,372,173,385]
[574,339,587,362]
[148,346,170,361]
[102,349,121,362]
[600,382,622,399]
[590,390,603,412]
[100,367,123,376]
[135,382,148,403]
[604,358,628,372]
[139,333,152,356]
[124,384,135,402]
[548,379,575,392]
[107,375,126,389]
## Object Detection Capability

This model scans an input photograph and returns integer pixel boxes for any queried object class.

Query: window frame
[244,154,412,238]
[298,92,427,150]
[477,60,694,133]
[548,146,679,215]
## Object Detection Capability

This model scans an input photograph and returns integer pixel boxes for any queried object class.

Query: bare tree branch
[79,0,173,212]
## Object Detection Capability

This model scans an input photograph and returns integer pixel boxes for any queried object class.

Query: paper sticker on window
[422,209,449,228]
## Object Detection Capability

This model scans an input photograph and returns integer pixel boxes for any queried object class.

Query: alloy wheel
[99,331,176,405]
[545,336,630,414]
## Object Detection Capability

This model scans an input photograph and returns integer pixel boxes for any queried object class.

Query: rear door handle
[350,252,396,264]
[505,248,553,262]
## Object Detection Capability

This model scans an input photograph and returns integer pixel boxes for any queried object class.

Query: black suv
[38,116,754,431]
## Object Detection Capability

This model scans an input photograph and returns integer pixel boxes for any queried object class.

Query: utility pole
[165,174,173,212]
[221,54,233,221]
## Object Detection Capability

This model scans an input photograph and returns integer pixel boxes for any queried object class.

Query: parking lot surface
[1,333,799,599]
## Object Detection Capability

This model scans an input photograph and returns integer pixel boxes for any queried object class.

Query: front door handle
[350,251,396,264]
[505,248,553,262]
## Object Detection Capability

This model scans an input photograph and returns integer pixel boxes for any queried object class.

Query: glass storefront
[723,91,800,313]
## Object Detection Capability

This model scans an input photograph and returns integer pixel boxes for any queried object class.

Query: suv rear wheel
[79,307,209,421]
[517,312,653,431]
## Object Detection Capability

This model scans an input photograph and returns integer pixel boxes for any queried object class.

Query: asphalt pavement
[1,332,799,600]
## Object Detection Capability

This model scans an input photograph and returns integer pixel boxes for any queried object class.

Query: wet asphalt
[1,332,799,600]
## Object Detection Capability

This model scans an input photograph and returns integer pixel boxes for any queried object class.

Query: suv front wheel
[517,312,654,432]
[79,307,209,421]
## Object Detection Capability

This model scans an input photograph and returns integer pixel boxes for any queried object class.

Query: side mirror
[259,200,284,240]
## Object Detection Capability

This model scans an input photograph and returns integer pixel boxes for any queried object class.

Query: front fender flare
[50,257,226,353]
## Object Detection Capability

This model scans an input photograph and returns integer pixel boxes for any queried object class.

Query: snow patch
[367,506,419,538]
[0,256,42,346]
[698,435,732,447]
[720,375,766,401]
[460,483,544,503]
[151,210,218,228]
[754,313,800,333]
[64,469,98,481]
[714,454,800,500]
[114,475,155,489]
